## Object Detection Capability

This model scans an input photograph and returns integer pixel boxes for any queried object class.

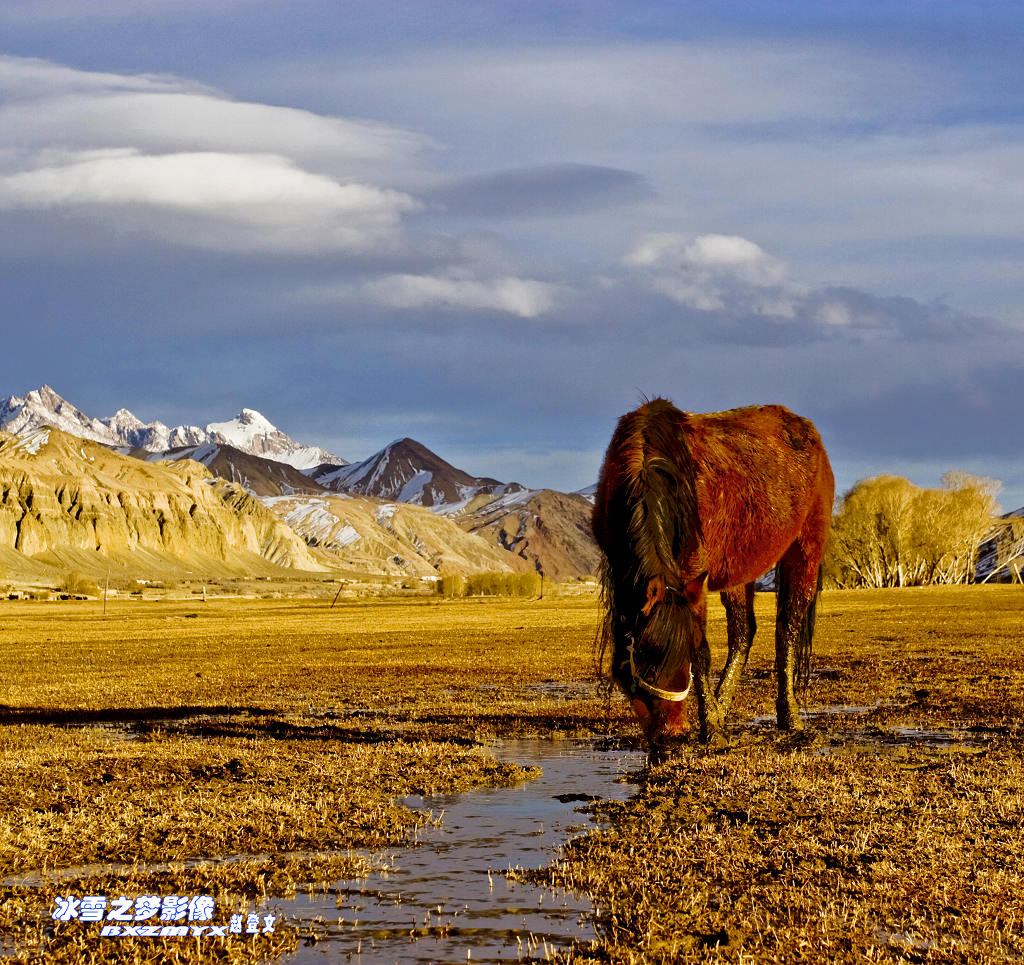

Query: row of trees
[826,472,1021,588]
[437,572,543,598]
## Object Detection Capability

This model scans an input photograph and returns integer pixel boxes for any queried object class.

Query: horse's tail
[777,563,822,691]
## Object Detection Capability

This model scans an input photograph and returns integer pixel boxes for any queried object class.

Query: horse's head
[622,570,708,747]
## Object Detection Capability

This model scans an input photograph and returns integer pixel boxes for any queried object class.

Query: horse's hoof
[646,734,690,764]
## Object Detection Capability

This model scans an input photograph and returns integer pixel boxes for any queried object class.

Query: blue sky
[1,1,1022,507]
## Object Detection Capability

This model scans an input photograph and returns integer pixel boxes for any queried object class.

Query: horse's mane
[596,398,703,692]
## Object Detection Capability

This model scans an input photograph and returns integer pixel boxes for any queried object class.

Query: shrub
[61,570,101,597]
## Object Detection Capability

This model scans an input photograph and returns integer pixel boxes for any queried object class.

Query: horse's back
[686,405,833,587]
[686,405,829,478]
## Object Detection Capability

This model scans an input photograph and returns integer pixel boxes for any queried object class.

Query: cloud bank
[0,56,426,252]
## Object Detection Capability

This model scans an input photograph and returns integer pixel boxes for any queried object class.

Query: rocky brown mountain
[311,437,523,509]
[458,488,600,581]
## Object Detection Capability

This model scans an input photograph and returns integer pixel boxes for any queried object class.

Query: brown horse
[592,398,834,747]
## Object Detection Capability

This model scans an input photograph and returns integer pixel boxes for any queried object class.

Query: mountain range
[0,385,599,583]
[0,386,344,471]
[3,384,1017,588]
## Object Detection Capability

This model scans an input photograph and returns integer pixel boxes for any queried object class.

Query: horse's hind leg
[714,583,756,720]
[774,546,819,731]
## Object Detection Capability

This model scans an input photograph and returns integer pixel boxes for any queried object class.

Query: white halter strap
[627,642,691,702]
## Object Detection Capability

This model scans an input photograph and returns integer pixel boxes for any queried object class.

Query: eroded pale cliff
[0,429,322,579]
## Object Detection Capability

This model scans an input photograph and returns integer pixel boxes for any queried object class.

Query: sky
[1,1,1022,508]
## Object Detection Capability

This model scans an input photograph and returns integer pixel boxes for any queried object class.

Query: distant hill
[309,437,599,578]
[148,441,327,499]
[458,488,600,581]
[0,428,324,583]
[0,384,602,582]
[262,494,529,578]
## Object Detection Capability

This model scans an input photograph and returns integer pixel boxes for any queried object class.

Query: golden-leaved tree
[827,472,1001,587]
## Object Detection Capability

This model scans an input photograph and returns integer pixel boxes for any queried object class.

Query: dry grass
[536,737,1023,963]
[0,596,608,723]
[0,585,1021,963]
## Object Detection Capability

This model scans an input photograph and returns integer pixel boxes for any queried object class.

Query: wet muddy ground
[0,586,1021,963]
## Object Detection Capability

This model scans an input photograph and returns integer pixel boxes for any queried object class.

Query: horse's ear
[682,571,708,606]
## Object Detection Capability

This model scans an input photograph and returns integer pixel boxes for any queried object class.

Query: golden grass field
[0,585,1020,963]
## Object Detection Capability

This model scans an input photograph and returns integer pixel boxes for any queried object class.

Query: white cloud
[816,300,855,328]
[304,272,561,318]
[1,91,426,170]
[363,273,560,318]
[622,231,998,342]
[625,232,800,316]
[0,56,427,167]
[0,55,187,97]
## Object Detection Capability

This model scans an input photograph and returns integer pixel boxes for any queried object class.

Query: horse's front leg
[714,583,757,720]
[693,635,726,745]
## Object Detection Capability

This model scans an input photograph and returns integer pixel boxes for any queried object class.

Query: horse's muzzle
[630,666,692,745]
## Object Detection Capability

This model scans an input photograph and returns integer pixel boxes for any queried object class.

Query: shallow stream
[276,739,644,964]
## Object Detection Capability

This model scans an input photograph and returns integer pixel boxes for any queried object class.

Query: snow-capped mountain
[205,408,341,471]
[0,385,603,579]
[574,482,598,503]
[311,437,523,510]
[0,385,124,447]
[104,408,173,451]
[0,385,344,471]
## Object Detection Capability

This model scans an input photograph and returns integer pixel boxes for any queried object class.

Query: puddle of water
[749,707,987,755]
[877,725,985,748]
[807,703,883,716]
[872,925,937,953]
[275,739,643,964]
[753,703,882,726]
